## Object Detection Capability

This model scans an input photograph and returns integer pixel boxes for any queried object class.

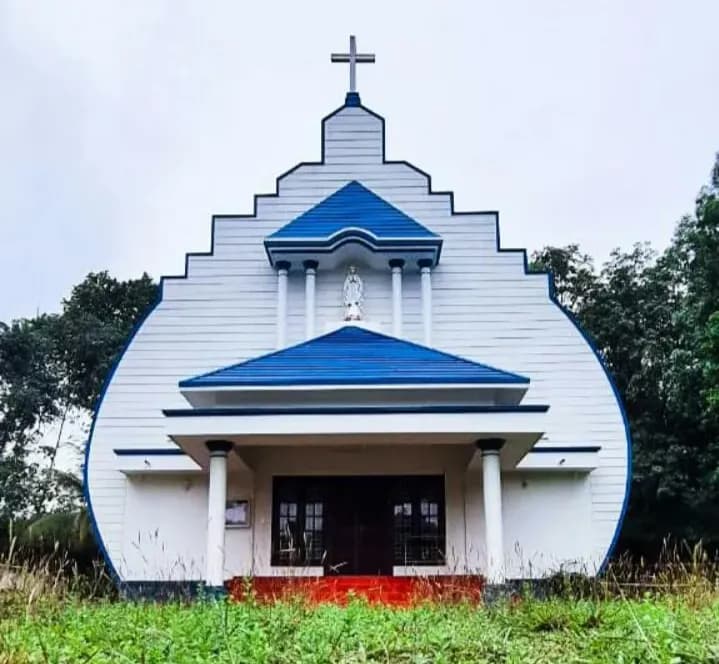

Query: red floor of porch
[228,575,485,606]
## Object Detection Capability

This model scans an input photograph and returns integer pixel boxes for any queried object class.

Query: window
[393,501,412,561]
[304,501,324,562]
[277,500,299,563]
[272,479,325,566]
[391,477,445,566]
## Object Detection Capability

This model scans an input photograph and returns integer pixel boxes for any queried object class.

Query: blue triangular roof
[268,181,438,240]
[180,326,529,388]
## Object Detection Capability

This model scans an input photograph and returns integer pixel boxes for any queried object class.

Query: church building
[84,38,631,595]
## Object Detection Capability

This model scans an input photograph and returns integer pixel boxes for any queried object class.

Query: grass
[1,542,719,663]
[2,595,719,662]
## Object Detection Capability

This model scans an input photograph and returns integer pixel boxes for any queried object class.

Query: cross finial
[331,35,375,96]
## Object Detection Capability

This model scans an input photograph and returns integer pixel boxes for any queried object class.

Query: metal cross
[331,35,375,93]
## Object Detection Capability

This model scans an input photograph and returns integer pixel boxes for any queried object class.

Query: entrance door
[271,475,446,576]
[326,477,392,575]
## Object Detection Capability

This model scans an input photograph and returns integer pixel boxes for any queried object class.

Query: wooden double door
[326,476,393,575]
[271,475,446,576]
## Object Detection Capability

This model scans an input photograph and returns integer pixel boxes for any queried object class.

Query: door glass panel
[391,478,445,565]
[303,501,324,563]
[272,480,325,566]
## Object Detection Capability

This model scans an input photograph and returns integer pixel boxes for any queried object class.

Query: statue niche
[343,265,364,321]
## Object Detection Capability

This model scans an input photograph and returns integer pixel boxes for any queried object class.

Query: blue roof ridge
[179,325,529,387]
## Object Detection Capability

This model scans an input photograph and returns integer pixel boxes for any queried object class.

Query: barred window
[272,480,325,566]
[392,478,445,566]
[393,502,413,561]
[277,501,299,564]
[303,501,324,563]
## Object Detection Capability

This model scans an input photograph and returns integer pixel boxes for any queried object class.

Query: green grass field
[2,595,719,663]
[2,545,719,663]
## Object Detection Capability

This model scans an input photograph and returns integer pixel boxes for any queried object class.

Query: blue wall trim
[114,448,187,456]
[163,404,550,417]
[85,93,631,584]
[264,233,441,269]
[530,446,602,454]
[83,297,161,583]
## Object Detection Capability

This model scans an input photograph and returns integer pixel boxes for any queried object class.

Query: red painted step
[228,575,484,606]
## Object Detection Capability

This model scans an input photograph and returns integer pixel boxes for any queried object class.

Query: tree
[0,316,63,519]
[55,271,157,412]
[531,153,719,554]
[0,273,157,532]
[529,244,596,311]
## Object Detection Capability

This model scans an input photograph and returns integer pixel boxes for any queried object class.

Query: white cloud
[1,0,717,320]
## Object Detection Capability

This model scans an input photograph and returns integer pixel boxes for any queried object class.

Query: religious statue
[343,265,363,321]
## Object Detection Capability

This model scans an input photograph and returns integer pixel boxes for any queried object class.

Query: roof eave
[179,381,529,391]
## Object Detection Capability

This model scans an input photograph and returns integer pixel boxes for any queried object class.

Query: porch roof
[179,326,529,389]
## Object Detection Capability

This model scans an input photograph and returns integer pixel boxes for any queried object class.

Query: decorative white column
[478,438,505,584]
[276,261,290,349]
[205,440,232,589]
[389,259,404,337]
[304,260,318,339]
[419,259,433,345]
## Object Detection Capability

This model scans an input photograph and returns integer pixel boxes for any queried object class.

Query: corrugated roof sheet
[268,181,438,240]
[180,326,529,388]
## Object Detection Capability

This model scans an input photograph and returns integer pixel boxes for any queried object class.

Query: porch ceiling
[165,409,548,471]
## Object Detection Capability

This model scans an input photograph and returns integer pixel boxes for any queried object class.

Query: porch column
[478,438,505,584]
[389,259,404,337]
[205,440,232,589]
[418,259,433,345]
[275,261,290,348]
[304,260,318,339]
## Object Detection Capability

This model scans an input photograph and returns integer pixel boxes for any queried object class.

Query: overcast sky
[1,1,717,322]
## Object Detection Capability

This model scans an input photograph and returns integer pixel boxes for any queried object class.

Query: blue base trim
[120,581,226,601]
[203,585,229,599]
[163,404,550,417]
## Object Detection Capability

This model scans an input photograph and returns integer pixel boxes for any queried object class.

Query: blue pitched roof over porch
[179,326,529,388]
[267,181,439,240]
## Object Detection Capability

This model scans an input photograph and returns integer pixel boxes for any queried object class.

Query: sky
[1,0,718,322]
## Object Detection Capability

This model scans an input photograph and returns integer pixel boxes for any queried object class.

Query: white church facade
[84,39,631,595]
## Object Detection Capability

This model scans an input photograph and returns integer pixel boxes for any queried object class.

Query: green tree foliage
[531,153,719,553]
[0,316,63,518]
[0,272,157,533]
[54,271,157,411]
[703,312,719,417]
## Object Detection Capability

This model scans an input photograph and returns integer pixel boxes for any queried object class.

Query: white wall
[120,472,253,580]
[465,470,594,578]
[118,450,594,581]
[87,102,629,581]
